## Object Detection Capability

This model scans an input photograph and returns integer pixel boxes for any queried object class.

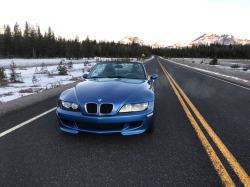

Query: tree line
[153,43,250,59]
[0,21,152,59]
[1,22,249,60]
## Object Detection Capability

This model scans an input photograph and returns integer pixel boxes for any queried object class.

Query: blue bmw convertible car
[56,61,157,135]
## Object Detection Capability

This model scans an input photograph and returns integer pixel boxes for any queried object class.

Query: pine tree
[0,67,6,80]
[36,25,43,58]
[66,39,73,59]
[3,25,12,58]
[30,25,37,58]
[0,28,4,58]
[57,36,63,57]
[13,22,22,58]
[43,31,48,57]
[209,56,218,65]
[9,60,21,82]
[73,35,80,59]
[46,27,56,57]
[84,35,94,59]
[23,21,30,58]
[57,60,68,75]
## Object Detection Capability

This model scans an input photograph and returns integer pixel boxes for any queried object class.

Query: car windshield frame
[87,62,147,80]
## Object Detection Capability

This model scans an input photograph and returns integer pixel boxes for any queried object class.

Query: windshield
[88,62,146,79]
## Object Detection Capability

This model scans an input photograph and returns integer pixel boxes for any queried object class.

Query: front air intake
[100,104,113,114]
[76,122,124,130]
[86,103,98,114]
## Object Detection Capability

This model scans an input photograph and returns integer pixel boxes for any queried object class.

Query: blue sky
[1,0,249,46]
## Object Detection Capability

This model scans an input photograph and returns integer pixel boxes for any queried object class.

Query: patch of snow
[0,57,142,103]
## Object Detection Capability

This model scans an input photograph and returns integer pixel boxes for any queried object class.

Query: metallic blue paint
[83,74,88,78]
[150,74,158,79]
[57,61,157,135]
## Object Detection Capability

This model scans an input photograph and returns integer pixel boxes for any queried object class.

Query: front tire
[146,118,154,133]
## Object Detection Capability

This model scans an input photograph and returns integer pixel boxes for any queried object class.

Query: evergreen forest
[152,43,250,59]
[0,22,250,60]
[0,22,152,59]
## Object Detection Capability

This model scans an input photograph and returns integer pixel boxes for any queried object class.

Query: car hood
[58,78,154,115]
[74,78,153,113]
[76,78,146,103]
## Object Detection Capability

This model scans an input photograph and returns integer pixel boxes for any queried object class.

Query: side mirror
[150,74,157,79]
[83,74,88,78]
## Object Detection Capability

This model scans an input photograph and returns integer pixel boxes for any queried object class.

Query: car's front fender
[58,87,78,106]
[124,87,155,104]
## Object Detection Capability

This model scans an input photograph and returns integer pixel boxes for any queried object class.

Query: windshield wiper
[90,76,124,78]
[90,76,106,78]
[107,76,124,78]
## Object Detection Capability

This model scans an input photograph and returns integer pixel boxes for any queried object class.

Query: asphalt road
[0,57,250,186]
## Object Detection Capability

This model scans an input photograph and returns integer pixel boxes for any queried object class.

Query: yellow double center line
[158,58,250,187]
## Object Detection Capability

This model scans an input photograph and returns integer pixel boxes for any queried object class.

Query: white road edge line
[163,59,250,91]
[144,59,153,65]
[0,107,57,138]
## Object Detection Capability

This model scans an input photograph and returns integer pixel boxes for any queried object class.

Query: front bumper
[56,101,154,135]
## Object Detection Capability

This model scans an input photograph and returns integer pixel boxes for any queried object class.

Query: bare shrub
[2,92,14,96]
[67,61,73,69]
[19,88,33,93]
[56,80,62,87]
[243,65,250,71]
[230,63,240,68]
[32,75,41,87]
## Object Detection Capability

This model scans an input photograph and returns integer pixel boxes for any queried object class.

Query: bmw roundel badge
[98,99,103,103]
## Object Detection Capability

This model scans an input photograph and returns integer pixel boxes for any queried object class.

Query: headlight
[119,102,148,113]
[60,101,80,111]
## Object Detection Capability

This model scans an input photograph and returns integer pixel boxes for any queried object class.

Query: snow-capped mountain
[168,33,250,48]
[119,36,151,46]
[119,36,164,48]
[192,33,250,45]
[152,43,165,48]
